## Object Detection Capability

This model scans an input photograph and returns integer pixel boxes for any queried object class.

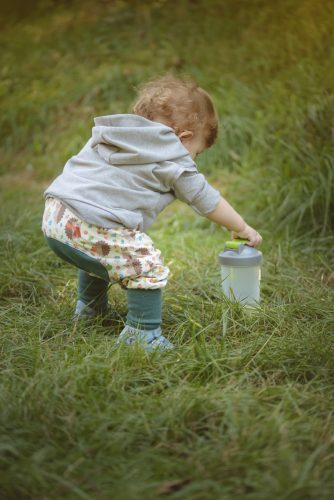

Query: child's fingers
[252,232,262,247]
[230,229,262,247]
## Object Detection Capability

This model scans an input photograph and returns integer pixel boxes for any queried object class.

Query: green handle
[225,239,248,249]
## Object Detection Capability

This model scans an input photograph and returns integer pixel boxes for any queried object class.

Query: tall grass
[1,1,334,498]
[2,0,334,232]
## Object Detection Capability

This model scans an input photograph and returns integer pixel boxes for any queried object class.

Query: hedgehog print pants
[42,197,169,289]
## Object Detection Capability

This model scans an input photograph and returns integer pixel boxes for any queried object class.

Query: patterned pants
[42,197,169,289]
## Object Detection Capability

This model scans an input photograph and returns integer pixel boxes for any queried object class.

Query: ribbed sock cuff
[78,270,109,310]
[126,288,162,331]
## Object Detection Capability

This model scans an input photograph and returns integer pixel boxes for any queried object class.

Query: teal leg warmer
[126,289,162,331]
[45,237,109,311]
[78,270,109,311]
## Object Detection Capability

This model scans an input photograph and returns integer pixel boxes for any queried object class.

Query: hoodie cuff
[190,185,221,216]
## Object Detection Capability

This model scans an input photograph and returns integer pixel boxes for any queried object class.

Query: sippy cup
[218,239,262,306]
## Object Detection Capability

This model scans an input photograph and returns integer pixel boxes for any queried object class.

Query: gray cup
[219,240,262,306]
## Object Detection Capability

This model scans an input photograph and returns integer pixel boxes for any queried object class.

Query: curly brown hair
[132,75,218,148]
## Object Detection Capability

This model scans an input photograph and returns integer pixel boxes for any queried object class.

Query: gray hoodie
[44,114,220,231]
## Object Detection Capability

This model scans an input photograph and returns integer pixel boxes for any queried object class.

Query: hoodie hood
[91,114,194,166]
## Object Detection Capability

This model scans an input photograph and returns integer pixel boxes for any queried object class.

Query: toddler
[42,75,262,351]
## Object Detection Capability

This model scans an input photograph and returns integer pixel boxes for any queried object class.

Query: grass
[1,0,334,498]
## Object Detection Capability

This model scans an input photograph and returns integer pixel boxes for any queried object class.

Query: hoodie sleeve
[172,171,221,215]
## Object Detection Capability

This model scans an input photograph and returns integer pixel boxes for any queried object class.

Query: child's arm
[172,172,262,247]
[206,196,262,247]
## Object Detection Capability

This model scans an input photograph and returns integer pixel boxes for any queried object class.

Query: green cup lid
[224,239,249,249]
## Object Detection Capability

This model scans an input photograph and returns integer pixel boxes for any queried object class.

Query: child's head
[132,75,218,159]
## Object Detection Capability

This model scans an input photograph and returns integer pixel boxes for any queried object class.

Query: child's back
[45,113,218,232]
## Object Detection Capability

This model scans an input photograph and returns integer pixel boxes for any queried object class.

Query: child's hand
[232,224,262,247]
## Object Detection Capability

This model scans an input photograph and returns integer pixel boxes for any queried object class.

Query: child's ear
[178,130,194,140]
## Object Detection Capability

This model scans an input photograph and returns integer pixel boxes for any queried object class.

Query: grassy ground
[1,1,334,498]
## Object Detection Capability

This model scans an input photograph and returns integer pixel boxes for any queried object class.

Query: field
[1,0,334,498]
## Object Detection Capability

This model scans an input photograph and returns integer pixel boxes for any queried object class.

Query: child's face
[178,131,207,159]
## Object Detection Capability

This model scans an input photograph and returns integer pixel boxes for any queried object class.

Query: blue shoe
[116,325,174,352]
[73,299,111,321]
